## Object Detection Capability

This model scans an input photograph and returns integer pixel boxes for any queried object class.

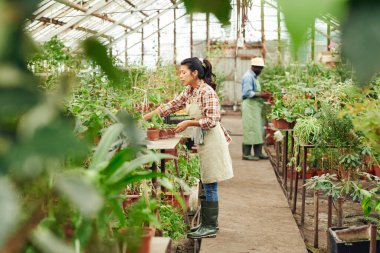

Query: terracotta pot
[363,155,372,164]
[159,129,169,139]
[122,195,140,210]
[373,164,380,177]
[146,128,159,141]
[315,169,326,177]
[164,192,190,211]
[166,128,176,138]
[271,119,293,129]
[265,127,275,145]
[120,227,155,253]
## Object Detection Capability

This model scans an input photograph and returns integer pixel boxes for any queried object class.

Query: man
[241,57,270,161]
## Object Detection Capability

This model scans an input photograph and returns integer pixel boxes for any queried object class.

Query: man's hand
[175,121,189,133]
[257,91,272,99]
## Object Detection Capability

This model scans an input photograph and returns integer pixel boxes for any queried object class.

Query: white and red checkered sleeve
[158,87,191,116]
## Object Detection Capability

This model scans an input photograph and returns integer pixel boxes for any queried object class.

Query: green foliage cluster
[159,205,187,240]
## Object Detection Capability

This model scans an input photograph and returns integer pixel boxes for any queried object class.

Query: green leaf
[277,0,347,52]
[106,152,175,184]
[342,4,380,83]
[109,172,166,192]
[55,174,104,218]
[101,147,137,178]
[82,38,121,85]
[31,227,75,253]
[108,199,126,227]
[0,178,20,247]
[183,0,232,26]
[89,123,124,171]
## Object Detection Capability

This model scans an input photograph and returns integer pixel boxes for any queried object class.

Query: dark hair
[180,57,217,90]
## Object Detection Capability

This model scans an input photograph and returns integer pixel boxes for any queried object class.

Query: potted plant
[120,197,160,253]
[293,116,322,145]
[144,113,162,141]
[269,99,296,129]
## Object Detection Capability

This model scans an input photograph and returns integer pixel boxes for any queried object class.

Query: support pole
[141,21,144,65]
[125,31,128,67]
[327,19,331,51]
[173,4,177,65]
[277,3,282,64]
[242,0,246,42]
[289,132,294,200]
[313,189,319,249]
[370,224,377,253]
[327,194,333,252]
[260,0,266,59]
[311,21,315,61]
[301,146,308,226]
[190,13,193,57]
[292,145,301,214]
[206,13,210,55]
[157,11,160,65]
[337,197,344,227]
[282,131,289,193]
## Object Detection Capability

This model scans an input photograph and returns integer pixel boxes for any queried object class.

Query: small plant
[293,116,322,144]
[159,204,187,240]
[143,112,163,129]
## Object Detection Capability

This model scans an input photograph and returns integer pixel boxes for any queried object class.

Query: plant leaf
[89,123,124,171]
[55,174,104,218]
[31,227,75,253]
[342,4,380,83]
[0,178,20,247]
[106,152,175,184]
[183,0,232,26]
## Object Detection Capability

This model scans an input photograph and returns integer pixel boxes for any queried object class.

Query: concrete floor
[200,114,307,253]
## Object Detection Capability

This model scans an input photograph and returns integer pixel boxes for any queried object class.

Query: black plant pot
[329,227,380,253]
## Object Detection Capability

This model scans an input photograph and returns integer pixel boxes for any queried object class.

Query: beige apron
[186,102,234,184]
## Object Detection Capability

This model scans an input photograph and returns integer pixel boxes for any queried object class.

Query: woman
[143,57,233,239]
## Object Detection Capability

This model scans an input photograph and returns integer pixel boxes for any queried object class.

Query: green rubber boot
[187,201,218,239]
[242,144,259,161]
[253,144,269,159]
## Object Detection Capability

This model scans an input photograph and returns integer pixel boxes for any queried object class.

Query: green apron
[242,79,264,145]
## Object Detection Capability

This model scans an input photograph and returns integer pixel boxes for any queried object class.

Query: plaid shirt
[158,83,232,143]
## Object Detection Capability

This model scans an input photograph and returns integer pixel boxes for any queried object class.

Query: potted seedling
[144,113,163,141]
[269,99,296,129]
[120,197,160,253]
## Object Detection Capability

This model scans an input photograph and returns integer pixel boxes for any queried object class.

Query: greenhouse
[1,0,380,252]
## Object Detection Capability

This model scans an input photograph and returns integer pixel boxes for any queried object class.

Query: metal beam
[127,13,186,50]
[108,1,183,47]
[43,0,111,41]
[30,15,113,40]
[123,0,149,17]
[26,1,63,26]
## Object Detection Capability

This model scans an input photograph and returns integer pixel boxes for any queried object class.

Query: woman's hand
[175,121,189,133]
[143,113,150,121]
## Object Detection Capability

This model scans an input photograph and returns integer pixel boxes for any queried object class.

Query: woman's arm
[143,87,190,121]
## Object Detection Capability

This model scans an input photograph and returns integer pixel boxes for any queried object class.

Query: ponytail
[202,59,216,90]
[180,57,217,90]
